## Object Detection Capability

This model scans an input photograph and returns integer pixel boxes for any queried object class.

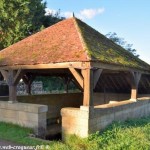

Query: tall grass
[0,116,150,150]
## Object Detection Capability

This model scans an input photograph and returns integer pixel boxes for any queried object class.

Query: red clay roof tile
[0,18,88,66]
[0,17,150,71]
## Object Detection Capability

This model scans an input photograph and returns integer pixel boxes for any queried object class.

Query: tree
[0,0,63,50]
[106,32,139,57]
[0,0,31,49]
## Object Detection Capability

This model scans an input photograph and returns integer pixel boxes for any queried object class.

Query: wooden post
[130,71,141,100]
[7,70,17,103]
[9,85,17,102]
[0,69,23,103]
[22,75,35,95]
[26,84,31,95]
[82,68,94,106]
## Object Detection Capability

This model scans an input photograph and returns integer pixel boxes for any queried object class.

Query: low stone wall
[0,93,83,119]
[0,101,48,136]
[0,93,83,136]
[93,93,130,105]
[61,97,150,138]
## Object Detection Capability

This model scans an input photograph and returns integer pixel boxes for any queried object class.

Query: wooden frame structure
[0,17,150,106]
[0,60,148,106]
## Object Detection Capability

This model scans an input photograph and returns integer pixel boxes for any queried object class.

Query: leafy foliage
[0,0,63,50]
[35,76,79,92]
[106,32,139,57]
[0,0,31,49]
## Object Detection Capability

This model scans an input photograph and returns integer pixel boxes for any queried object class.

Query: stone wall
[0,93,83,136]
[0,101,48,136]
[61,97,150,139]
[0,93,83,119]
[93,93,130,105]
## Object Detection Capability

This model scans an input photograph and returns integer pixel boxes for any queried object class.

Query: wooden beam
[13,69,24,85]
[9,86,17,102]
[0,69,24,102]
[69,68,83,89]
[7,70,17,102]
[0,62,85,70]
[130,71,142,100]
[130,71,141,87]
[0,70,8,81]
[22,74,35,95]
[71,78,83,92]
[91,62,150,74]
[82,68,94,106]
[93,69,103,88]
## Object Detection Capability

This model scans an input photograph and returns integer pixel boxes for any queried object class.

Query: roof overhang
[0,61,150,75]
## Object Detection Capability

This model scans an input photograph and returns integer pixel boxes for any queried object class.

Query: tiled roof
[0,17,150,71]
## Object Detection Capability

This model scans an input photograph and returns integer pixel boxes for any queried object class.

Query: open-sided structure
[0,17,150,138]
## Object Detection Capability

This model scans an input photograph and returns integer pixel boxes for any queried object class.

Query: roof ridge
[73,18,91,61]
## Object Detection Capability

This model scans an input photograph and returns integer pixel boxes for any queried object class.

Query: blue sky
[45,0,150,64]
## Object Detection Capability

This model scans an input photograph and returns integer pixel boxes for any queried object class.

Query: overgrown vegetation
[0,116,150,149]
[106,32,139,57]
[75,19,150,70]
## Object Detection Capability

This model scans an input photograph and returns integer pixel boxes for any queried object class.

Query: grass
[0,116,150,150]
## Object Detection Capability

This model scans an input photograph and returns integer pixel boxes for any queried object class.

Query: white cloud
[62,11,73,18]
[80,8,105,19]
[45,7,105,20]
[45,8,57,16]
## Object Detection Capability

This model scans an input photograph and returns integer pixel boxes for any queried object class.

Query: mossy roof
[0,17,150,71]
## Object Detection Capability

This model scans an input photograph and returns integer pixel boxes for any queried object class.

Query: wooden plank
[93,69,103,88]
[69,68,83,89]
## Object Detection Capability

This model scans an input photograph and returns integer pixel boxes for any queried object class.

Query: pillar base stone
[8,100,18,104]
[130,99,137,102]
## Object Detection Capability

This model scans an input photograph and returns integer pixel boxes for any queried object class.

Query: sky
[45,0,150,64]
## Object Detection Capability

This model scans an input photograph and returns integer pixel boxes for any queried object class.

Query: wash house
[0,18,150,138]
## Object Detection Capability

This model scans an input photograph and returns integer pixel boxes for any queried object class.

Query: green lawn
[0,116,150,150]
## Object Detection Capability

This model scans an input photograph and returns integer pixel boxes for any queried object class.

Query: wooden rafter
[13,69,24,85]
[0,70,8,81]
[69,68,83,89]
[93,69,103,88]
[0,69,24,102]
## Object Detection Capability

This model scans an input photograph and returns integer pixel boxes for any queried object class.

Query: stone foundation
[61,97,150,139]
[0,101,48,136]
